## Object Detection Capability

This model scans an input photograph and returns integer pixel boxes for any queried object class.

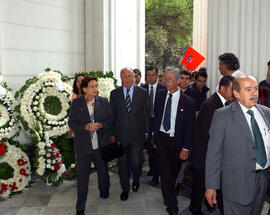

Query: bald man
[110,68,150,201]
[205,75,270,214]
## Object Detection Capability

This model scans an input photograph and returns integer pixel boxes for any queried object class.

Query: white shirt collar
[149,81,158,89]
[238,102,256,114]
[167,88,180,97]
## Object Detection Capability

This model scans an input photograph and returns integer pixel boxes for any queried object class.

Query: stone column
[85,0,145,84]
[207,0,270,93]
[193,0,207,68]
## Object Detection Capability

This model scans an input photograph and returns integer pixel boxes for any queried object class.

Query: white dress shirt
[86,98,98,150]
[239,103,270,170]
[231,70,244,78]
[160,89,180,135]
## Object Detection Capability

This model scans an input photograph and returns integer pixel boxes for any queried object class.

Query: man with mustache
[205,74,270,215]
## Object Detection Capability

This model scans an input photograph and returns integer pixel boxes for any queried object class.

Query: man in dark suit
[110,67,150,201]
[189,75,235,215]
[153,66,196,215]
[142,66,165,186]
[205,75,270,214]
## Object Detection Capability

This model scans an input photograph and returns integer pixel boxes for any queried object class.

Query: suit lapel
[94,96,100,121]
[81,96,91,121]
[214,93,224,109]
[231,101,254,144]
[119,86,126,106]
[175,92,184,124]
[131,86,138,112]
[256,105,270,129]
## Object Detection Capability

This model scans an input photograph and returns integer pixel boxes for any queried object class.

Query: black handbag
[100,140,124,162]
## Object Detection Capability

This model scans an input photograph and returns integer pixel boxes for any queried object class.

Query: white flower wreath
[0,143,31,198]
[20,71,72,137]
[0,87,20,139]
[97,78,115,100]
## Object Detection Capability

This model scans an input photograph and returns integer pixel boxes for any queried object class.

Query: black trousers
[118,144,142,192]
[190,167,224,215]
[147,118,160,177]
[76,150,110,212]
[156,132,182,214]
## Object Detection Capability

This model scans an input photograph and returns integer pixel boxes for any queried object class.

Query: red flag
[180,46,205,71]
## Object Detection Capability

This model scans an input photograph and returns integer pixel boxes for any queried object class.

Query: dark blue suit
[153,89,195,214]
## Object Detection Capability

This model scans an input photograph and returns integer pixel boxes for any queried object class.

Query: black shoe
[150,176,159,186]
[120,191,129,201]
[100,190,109,199]
[132,182,140,192]
[168,212,178,215]
[76,210,84,215]
[147,170,153,176]
[189,207,203,215]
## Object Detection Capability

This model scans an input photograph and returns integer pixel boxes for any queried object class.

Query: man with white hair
[152,66,196,215]
[110,67,150,201]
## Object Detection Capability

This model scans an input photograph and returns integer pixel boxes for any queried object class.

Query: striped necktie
[125,88,131,112]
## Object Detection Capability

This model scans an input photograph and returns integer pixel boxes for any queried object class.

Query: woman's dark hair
[218,53,240,71]
[80,76,98,95]
[73,74,85,94]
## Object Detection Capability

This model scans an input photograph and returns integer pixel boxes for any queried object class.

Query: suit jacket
[110,86,150,148]
[142,82,166,107]
[190,92,223,169]
[153,89,196,151]
[205,101,270,205]
[68,96,113,155]
[142,82,166,125]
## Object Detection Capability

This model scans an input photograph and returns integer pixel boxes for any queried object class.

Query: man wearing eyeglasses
[152,66,196,215]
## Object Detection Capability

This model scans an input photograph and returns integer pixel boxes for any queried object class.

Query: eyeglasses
[164,78,177,82]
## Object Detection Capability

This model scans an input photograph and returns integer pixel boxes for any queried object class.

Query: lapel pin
[180,109,184,112]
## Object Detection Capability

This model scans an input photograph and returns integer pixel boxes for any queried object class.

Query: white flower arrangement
[35,131,66,184]
[19,71,72,137]
[0,142,31,198]
[98,78,115,100]
[0,78,20,139]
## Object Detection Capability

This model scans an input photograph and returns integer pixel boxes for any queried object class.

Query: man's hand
[145,134,149,140]
[110,136,116,143]
[84,123,100,132]
[205,188,217,207]
[179,149,189,160]
[68,129,73,139]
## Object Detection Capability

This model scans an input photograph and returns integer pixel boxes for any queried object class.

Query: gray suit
[68,95,113,212]
[205,101,270,214]
[110,85,150,191]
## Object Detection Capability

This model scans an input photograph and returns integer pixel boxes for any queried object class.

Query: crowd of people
[68,52,270,215]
